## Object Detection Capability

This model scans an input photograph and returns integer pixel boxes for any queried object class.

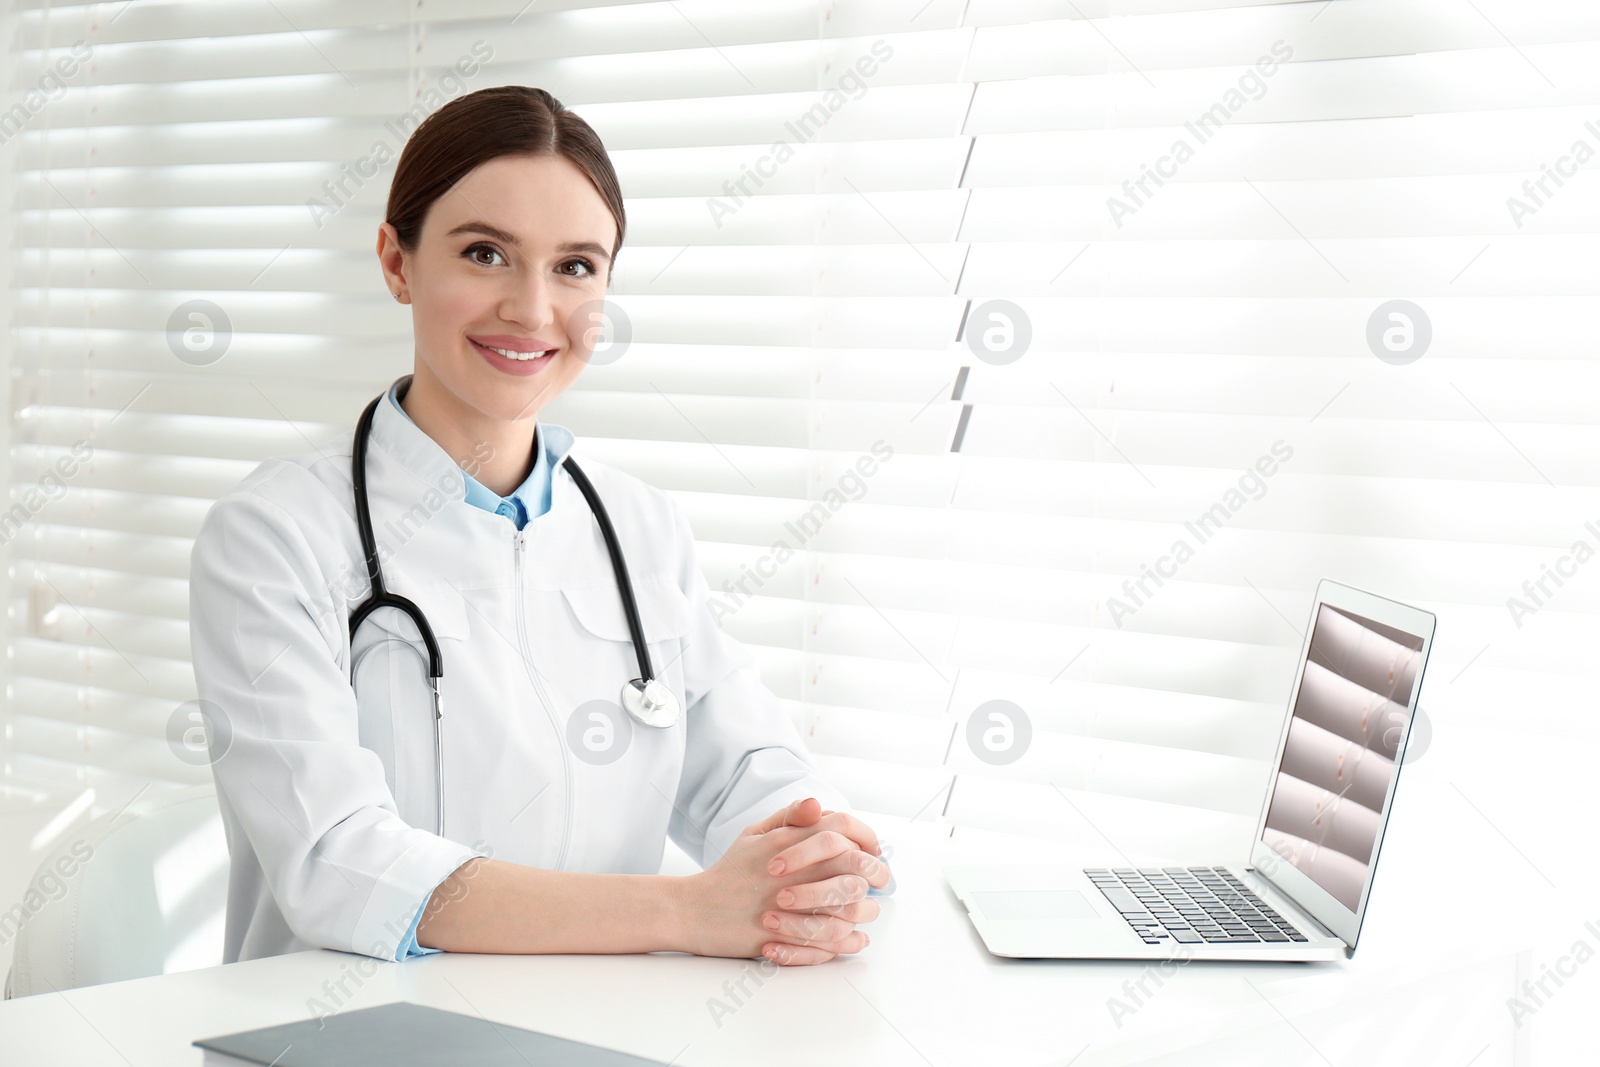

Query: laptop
[945,579,1435,962]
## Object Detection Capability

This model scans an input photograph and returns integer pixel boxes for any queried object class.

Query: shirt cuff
[394,865,464,960]
[866,840,897,897]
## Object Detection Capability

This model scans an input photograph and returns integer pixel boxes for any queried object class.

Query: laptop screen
[1260,602,1426,912]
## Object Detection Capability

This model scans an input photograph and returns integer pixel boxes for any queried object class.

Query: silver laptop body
[945,579,1436,962]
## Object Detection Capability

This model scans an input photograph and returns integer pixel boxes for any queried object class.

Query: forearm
[415,857,687,955]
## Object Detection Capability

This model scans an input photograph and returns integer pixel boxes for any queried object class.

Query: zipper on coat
[514,527,572,870]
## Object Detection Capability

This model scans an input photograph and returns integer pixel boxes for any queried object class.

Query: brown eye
[464,243,505,267]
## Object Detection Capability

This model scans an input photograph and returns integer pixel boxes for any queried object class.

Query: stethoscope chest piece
[623,677,681,729]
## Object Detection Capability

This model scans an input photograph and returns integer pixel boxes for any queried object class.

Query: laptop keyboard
[1084,867,1309,945]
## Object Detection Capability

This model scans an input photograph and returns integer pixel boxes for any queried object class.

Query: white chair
[4,782,228,999]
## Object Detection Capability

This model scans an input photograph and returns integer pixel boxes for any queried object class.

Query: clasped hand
[685,797,890,966]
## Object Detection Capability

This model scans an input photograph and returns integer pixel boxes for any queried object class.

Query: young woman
[188,86,890,970]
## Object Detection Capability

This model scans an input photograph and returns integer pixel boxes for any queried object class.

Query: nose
[498,266,557,334]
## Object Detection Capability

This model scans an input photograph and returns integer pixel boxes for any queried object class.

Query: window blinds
[4,1,1596,858]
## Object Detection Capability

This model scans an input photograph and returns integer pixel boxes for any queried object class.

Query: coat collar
[367,373,575,503]
[357,374,585,593]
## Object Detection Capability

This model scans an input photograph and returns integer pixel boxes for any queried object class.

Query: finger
[742,796,821,837]
[766,929,869,961]
[774,873,873,912]
[741,796,813,836]
[762,909,855,945]
[814,810,882,858]
[763,943,836,966]
[782,797,825,828]
[792,897,881,923]
[772,843,890,890]
[834,929,870,954]
[766,829,856,877]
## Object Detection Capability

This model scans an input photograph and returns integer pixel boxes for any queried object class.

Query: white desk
[0,804,1525,1067]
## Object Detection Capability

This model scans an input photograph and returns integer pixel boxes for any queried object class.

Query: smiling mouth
[470,339,556,361]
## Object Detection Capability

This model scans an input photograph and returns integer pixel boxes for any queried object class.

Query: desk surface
[0,801,1528,1067]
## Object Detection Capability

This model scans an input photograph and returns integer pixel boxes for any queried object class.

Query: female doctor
[187,85,890,970]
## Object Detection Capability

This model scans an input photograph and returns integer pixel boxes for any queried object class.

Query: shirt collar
[372,374,575,510]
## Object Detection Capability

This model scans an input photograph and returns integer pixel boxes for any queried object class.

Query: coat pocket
[556,573,696,726]
[558,573,695,645]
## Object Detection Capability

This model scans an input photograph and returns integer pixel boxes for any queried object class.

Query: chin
[492,372,575,421]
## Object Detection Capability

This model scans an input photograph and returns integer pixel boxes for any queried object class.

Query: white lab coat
[187,375,849,964]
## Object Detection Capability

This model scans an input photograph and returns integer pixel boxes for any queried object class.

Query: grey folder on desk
[194,1001,670,1066]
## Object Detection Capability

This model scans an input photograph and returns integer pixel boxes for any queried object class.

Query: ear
[375,222,409,298]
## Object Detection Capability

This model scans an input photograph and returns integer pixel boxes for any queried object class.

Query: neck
[400,365,537,497]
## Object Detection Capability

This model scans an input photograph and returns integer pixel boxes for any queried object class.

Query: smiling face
[378,152,618,425]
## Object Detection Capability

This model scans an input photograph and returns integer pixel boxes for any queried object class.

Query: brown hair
[384,86,625,282]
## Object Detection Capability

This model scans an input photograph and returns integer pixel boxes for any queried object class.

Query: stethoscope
[347,391,682,835]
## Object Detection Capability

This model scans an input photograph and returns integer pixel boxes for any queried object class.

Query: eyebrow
[445,220,612,263]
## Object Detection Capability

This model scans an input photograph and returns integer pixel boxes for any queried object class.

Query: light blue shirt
[388,380,551,531]
[385,380,892,959]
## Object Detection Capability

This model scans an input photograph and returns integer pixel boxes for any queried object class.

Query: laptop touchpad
[972,889,1098,921]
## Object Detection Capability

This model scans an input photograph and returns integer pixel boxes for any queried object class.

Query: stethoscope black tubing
[560,457,656,684]
[346,391,655,687]
[350,393,443,681]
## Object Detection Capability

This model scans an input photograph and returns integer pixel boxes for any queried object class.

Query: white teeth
[479,342,551,361]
